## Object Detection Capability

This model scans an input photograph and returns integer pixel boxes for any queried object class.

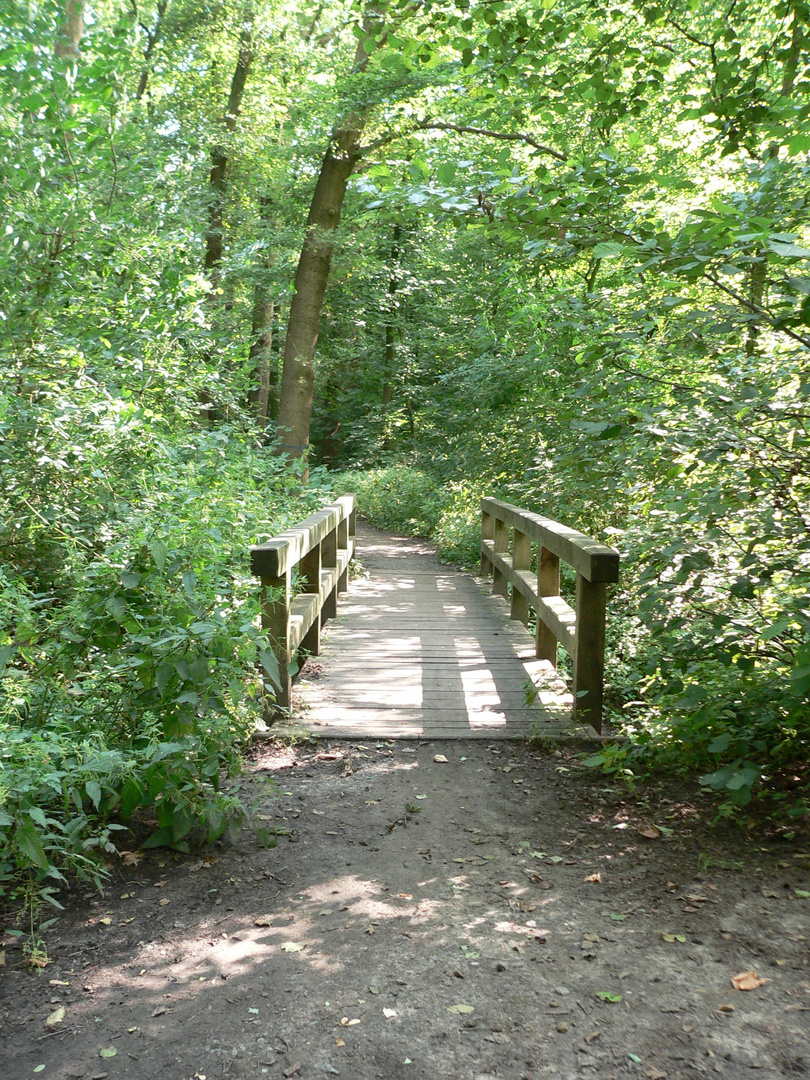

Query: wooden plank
[535,595,577,658]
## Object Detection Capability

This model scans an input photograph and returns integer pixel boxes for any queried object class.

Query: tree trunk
[204,11,254,284]
[381,223,401,410]
[134,0,169,102]
[55,0,84,60]
[246,195,279,426]
[276,21,378,459]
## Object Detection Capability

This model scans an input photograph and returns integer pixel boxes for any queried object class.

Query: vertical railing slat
[510,527,531,624]
[492,516,509,598]
[536,546,561,666]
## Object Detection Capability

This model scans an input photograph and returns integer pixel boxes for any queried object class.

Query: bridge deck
[289,524,597,741]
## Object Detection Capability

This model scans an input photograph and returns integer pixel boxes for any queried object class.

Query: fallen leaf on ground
[49,980,69,986]
[100,1047,117,1058]
[340,1017,360,1026]
[335,1038,345,1046]
[281,942,306,952]
[283,1063,301,1077]
[383,1008,397,1018]
[434,754,448,763]
[255,916,273,926]
[45,1006,65,1027]
[98,917,112,926]
[415,794,427,800]
[158,898,170,907]
[639,825,661,839]
[795,889,810,899]
[584,873,602,884]
[662,933,686,943]
[120,851,143,866]
[446,1003,475,1014]
[596,991,622,1003]
[731,970,770,991]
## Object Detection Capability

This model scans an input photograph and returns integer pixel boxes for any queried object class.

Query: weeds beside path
[2,740,809,1080]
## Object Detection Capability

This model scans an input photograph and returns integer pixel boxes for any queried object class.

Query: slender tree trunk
[55,0,84,60]
[204,11,254,284]
[381,223,401,410]
[276,22,378,458]
[247,196,279,425]
[133,0,169,101]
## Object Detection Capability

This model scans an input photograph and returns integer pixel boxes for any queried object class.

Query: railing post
[492,515,509,598]
[536,546,561,666]
[337,509,349,593]
[480,507,494,577]
[510,527,531,625]
[260,567,291,713]
[299,540,322,656]
[322,520,338,620]
[572,573,607,733]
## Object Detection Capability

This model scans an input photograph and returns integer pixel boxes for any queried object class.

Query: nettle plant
[0,424,331,909]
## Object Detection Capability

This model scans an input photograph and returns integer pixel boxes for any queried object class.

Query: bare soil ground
[2,739,809,1080]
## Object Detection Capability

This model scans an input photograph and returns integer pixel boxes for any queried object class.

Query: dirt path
[2,739,809,1080]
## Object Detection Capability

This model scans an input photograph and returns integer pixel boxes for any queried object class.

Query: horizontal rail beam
[481,497,619,583]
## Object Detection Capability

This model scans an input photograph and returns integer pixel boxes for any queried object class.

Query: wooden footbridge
[250,495,620,741]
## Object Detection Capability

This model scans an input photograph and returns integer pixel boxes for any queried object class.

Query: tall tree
[205,9,255,285]
[275,11,379,457]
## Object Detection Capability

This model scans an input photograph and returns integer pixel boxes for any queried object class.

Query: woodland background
[1,0,809,920]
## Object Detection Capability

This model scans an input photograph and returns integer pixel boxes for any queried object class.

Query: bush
[331,465,450,537]
[0,417,334,909]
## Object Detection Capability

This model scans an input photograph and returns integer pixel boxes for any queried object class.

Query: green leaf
[592,242,625,258]
[149,539,168,571]
[767,241,810,258]
[85,781,102,809]
[15,821,50,870]
[596,991,622,1002]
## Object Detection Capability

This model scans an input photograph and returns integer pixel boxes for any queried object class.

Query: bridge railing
[251,494,356,712]
[480,497,620,733]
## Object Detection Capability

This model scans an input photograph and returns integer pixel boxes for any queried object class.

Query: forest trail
[289,524,596,742]
[2,739,808,1080]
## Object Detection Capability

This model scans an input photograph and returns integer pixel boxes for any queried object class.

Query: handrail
[251,494,356,712]
[480,497,619,733]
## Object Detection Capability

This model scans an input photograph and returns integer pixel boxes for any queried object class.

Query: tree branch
[415,121,567,161]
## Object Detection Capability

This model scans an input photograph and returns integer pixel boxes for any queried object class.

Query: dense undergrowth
[0,396,334,919]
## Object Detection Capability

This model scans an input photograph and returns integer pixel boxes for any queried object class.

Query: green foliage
[0,414,332,902]
[332,466,450,537]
